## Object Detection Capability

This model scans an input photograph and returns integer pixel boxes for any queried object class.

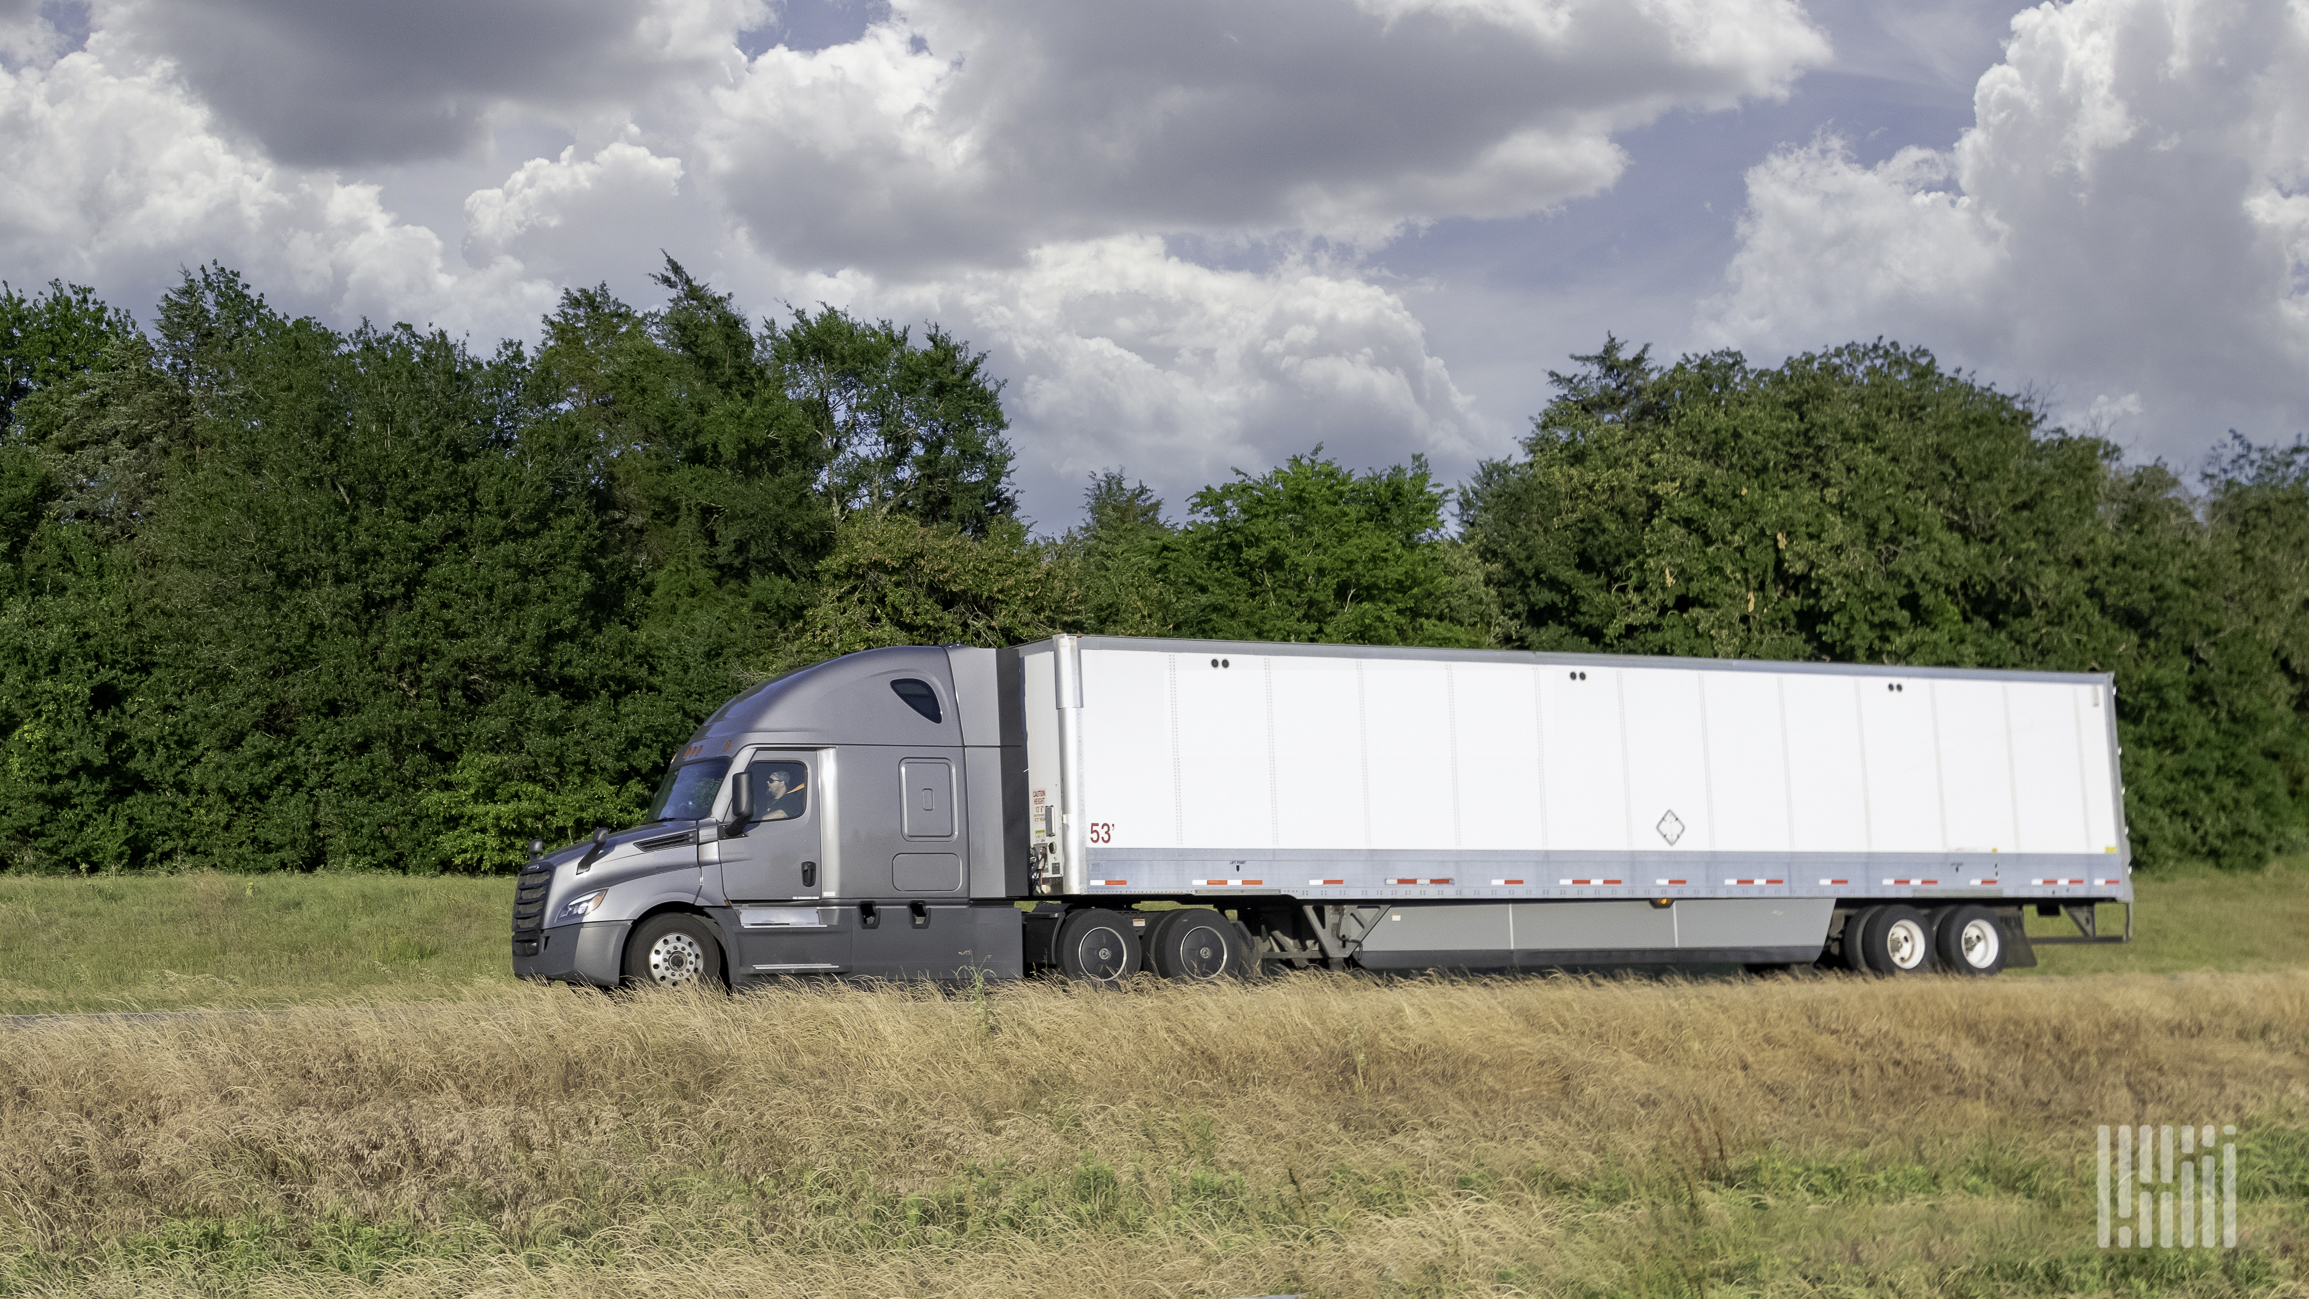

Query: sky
[2,0,2304,530]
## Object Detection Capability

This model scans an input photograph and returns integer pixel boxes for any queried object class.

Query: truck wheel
[1858,904,1938,976]
[1839,907,1879,973]
[623,913,723,991]
[1935,904,2006,975]
[1055,909,1140,987]
[1146,908,1245,981]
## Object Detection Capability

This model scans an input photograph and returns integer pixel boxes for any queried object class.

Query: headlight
[556,890,608,924]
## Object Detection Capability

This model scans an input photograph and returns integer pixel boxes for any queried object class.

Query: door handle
[801,861,817,887]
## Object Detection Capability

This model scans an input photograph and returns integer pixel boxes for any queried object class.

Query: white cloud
[98,0,768,165]
[892,236,1492,518]
[701,0,1830,272]
[0,0,1841,522]
[463,138,701,282]
[0,28,557,333]
[1701,0,2309,454]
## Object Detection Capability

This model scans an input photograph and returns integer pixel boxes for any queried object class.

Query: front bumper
[512,920,631,987]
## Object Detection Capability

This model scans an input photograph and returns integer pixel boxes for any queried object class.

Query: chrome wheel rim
[1958,917,2000,969]
[1885,918,1928,971]
[1075,925,1131,981]
[647,931,707,987]
[1176,923,1230,979]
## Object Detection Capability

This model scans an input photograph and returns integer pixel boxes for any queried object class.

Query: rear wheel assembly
[1054,908,1141,987]
[1935,904,2006,975]
[1145,908,1246,981]
[1857,904,1937,975]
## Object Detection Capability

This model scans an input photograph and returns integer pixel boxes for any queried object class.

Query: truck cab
[511,645,1027,989]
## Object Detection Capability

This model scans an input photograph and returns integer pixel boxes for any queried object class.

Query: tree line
[0,264,2301,874]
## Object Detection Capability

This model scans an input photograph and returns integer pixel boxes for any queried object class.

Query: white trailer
[1017,635,2129,978]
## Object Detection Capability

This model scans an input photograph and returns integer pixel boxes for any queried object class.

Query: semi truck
[511,634,2131,989]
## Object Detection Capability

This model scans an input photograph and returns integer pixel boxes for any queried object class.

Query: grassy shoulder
[0,856,2303,1014]
[0,872,512,1013]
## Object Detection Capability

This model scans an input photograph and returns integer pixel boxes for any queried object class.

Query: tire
[1935,904,2007,976]
[1145,909,1246,981]
[1054,909,1141,987]
[623,913,724,990]
[1859,904,1938,975]
[1839,906,1880,974]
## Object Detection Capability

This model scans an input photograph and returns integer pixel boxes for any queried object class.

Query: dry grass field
[3,970,2308,1298]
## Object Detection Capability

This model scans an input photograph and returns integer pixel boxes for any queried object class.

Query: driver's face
[766,774,787,796]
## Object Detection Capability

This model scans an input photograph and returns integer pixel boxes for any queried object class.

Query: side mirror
[722,768,753,834]
[528,838,544,859]
[575,826,609,873]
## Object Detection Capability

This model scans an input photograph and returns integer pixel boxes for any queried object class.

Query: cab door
[715,751,849,975]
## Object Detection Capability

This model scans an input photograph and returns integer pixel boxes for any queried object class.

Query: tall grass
[3,971,2306,1296]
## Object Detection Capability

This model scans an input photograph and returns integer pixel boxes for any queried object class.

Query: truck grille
[512,860,552,957]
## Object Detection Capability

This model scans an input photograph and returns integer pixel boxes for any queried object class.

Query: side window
[747,761,809,822]
[890,678,943,724]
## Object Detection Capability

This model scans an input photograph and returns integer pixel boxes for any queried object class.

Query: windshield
[647,757,732,822]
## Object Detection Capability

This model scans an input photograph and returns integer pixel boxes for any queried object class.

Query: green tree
[773,305,1017,535]
[800,513,1076,657]
[0,280,133,435]
[1167,449,1491,647]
